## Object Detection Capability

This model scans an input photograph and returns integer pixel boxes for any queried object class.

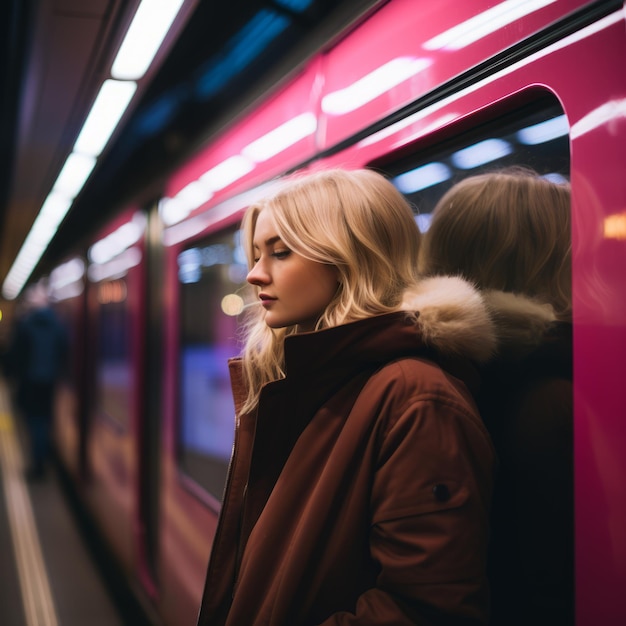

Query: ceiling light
[111,0,186,80]
[73,80,137,156]
[53,152,97,198]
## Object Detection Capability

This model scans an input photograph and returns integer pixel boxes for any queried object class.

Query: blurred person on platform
[5,282,68,479]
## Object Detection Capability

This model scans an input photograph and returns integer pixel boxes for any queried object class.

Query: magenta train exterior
[47,1,626,625]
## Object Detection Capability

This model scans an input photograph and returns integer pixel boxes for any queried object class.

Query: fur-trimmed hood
[400,275,497,364]
[481,289,558,360]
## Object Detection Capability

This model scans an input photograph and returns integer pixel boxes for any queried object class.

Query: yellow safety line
[0,382,59,626]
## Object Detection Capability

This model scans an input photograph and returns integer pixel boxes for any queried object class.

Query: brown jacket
[197,277,497,626]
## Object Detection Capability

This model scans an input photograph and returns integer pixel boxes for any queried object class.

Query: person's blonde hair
[420,167,571,320]
[239,168,422,413]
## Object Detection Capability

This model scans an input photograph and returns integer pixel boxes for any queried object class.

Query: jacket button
[433,483,450,502]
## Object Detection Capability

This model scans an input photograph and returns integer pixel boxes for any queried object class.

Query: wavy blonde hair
[239,168,422,413]
[420,167,571,320]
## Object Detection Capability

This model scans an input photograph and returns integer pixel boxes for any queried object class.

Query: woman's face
[247,209,338,331]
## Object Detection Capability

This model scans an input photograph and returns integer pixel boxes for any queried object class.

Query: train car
[47,1,626,625]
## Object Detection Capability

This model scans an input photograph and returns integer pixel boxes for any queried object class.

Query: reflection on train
[43,1,626,625]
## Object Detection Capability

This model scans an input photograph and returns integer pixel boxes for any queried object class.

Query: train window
[382,98,570,229]
[94,278,132,428]
[177,227,249,500]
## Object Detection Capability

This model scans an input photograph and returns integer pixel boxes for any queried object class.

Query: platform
[0,379,126,626]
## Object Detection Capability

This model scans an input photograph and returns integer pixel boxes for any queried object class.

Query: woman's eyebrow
[253,235,282,249]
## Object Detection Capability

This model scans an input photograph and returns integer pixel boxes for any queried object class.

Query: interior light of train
[178,248,201,283]
[177,244,234,284]
[415,214,433,234]
[241,113,317,162]
[89,214,146,265]
[88,247,142,283]
[321,58,432,116]
[423,0,557,51]
[542,173,568,185]
[51,281,84,302]
[570,98,626,140]
[451,138,513,169]
[392,162,452,194]
[221,294,245,317]
[97,279,128,304]
[49,258,85,302]
[111,0,186,80]
[52,153,97,199]
[604,213,626,240]
[517,114,569,145]
[73,80,138,156]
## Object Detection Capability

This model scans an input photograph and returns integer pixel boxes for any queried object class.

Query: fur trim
[482,290,556,360]
[400,276,496,363]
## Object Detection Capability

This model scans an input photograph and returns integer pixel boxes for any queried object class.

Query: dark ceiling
[0,0,377,307]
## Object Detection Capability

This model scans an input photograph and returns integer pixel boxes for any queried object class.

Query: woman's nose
[247,263,269,286]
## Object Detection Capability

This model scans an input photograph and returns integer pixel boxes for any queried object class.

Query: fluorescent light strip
[73,80,137,156]
[111,0,186,80]
[2,0,185,299]
[53,153,97,198]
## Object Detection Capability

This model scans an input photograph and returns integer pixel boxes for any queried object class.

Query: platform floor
[0,380,126,626]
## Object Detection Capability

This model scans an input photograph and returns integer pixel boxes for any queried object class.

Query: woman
[197,168,497,626]
[420,168,574,626]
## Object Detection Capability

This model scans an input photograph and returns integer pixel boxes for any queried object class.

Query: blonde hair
[239,168,422,413]
[420,168,571,320]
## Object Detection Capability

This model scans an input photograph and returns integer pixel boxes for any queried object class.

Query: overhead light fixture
[53,153,97,198]
[73,80,137,156]
[111,0,186,80]
[2,1,186,299]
